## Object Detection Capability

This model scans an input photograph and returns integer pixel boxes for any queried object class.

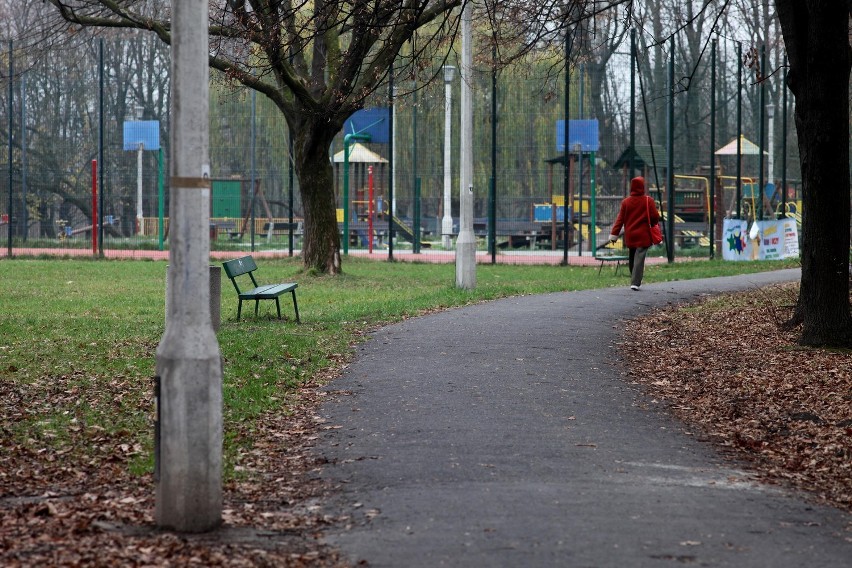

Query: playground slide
[390,215,424,245]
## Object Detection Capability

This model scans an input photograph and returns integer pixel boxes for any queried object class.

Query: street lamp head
[766,102,775,119]
[443,65,456,84]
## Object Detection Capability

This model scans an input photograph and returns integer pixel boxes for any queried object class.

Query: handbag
[647,197,663,245]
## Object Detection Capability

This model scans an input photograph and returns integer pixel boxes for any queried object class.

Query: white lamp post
[766,102,775,186]
[441,64,456,249]
[455,4,476,289]
[136,142,145,235]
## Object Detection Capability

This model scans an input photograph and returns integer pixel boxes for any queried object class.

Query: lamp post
[456,4,475,289]
[137,142,145,235]
[155,0,222,532]
[766,102,775,186]
[441,64,456,249]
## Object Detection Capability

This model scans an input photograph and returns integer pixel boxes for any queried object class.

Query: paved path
[318,270,851,567]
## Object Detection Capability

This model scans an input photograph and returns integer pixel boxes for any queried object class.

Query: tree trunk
[293,121,342,275]
[777,0,852,347]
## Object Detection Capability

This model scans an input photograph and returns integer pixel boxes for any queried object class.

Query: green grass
[0,255,799,478]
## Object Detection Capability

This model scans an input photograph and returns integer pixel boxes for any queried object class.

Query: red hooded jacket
[610,177,660,249]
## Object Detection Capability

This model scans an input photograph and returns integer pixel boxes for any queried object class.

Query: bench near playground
[222,256,300,322]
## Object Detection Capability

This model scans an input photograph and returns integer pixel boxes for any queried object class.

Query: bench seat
[223,256,300,322]
[596,255,629,275]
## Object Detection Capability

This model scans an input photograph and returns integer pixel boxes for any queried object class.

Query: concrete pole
[455,3,476,289]
[155,0,223,532]
[137,143,145,235]
[441,65,455,249]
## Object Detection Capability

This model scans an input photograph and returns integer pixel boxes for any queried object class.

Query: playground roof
[715,135,765,155]
[611,145,669,170]
[332,143,388,164]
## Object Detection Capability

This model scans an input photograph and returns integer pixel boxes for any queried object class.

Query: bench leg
[291,290,300,323]
[237,299,243,321]
[255,299,260,317]
[615,261,621,276]
[598,260,604,275]
[275,297,282,319]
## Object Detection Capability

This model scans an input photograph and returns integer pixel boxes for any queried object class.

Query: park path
[317,269,852,568]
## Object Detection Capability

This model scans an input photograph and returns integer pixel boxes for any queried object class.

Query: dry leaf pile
[0,372,346,567]
[623,283,852,512]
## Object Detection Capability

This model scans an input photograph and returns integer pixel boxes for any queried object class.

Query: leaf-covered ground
[622,283,852,513]
[0,370,347,567]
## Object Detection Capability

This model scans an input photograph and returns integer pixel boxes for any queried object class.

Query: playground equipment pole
[413,75,421,254]
[158,148,164,251]
[98,38,105,257]
[781,62,788,218]
[441,65,456,250]
[155,0,222,532]
[250,88,256,252]
[577,143,583,255]
[590,151,596,252]
[391,87,397,222]
[709,38,716,259]
[342,132,370,255]
[490,41,497,265]
[456,3,476,290]
[767,101,775,189]
[288,126,294,256]
[7,40,13,257]
[21,75,26,243]
[248,89,255,252]
[629,29,636,181]
[665,36,675,263]
[578,65,584,256]
[92,160,98,256]
[562,28,571,267]
[343,138,351,255]
[368,166,374,253]
[758,45,766,221]
[388,72,395,261]
[736,42,743,219]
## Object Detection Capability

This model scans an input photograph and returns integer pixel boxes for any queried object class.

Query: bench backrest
[223,256,259,293]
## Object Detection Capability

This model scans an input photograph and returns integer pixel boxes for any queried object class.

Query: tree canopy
[43,0,604,273]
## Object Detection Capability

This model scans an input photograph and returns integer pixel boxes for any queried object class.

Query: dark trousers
[628,246,649,287]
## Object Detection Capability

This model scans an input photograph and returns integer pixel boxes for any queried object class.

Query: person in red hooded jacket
[609,176,660,290]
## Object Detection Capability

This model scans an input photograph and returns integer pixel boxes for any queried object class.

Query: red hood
[629,176,646,197]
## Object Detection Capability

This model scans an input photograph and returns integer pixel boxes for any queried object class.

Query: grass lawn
[0,255,799,479]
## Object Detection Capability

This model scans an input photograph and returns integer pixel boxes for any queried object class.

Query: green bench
[222,256,300,322]
[595,254,629,275]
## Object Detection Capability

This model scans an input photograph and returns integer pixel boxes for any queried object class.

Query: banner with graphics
[759,218,799,260]
[722,219,750,261]
[722,219,799,261]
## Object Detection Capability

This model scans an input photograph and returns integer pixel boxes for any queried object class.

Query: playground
[1,2,849,566]
[1,30,803,268]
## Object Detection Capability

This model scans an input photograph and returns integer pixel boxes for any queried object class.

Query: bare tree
[44,0,629,274]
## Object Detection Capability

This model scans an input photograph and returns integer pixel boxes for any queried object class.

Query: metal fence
[1,31,801,264]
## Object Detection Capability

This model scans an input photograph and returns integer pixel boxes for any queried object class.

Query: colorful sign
[723,218,799,261]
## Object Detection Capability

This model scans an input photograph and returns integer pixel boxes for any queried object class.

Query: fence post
[92,160,98,255]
